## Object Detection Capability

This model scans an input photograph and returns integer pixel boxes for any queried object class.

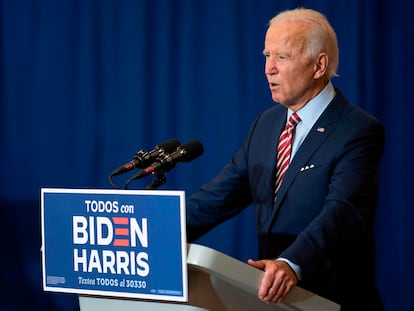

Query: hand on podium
[247,259,298,304]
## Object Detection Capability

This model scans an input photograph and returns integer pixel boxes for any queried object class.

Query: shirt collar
[287,81,336,128]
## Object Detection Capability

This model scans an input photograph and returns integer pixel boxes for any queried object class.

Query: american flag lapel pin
[317,127,325,133]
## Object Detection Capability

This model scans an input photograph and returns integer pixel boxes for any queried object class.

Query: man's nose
[265,58,277,75]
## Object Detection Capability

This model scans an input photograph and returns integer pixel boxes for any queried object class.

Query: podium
[40,189,339,310]
[79,243,340,311]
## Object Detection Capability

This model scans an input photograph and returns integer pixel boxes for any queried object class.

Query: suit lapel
[270,93,347,226]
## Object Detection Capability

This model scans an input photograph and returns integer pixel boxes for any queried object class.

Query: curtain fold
[1,0,413,310]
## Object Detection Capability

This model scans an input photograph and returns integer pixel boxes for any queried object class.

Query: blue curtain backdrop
[1,0,413,310]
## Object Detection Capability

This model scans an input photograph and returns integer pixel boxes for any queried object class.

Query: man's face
[263,22,320,111]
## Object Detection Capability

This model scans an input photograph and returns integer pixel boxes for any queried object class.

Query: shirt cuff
[277,257,302,280]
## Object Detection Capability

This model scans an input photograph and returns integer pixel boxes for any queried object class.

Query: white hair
[269,8,339,78]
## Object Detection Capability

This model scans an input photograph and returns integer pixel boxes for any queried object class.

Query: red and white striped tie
[275,112,301,196]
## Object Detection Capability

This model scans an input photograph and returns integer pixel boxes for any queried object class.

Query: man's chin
[271,95,283,105]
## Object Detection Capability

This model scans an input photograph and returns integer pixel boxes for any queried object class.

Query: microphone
[110,138,181,177]
[127,140,204,182]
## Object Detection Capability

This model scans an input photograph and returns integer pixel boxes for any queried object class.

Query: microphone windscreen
[157,138,181,152]
[180,140,204,162]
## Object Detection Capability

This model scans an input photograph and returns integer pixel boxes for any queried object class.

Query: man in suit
[186,8,384,310]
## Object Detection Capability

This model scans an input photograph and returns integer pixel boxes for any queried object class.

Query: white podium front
[79,243,340,311]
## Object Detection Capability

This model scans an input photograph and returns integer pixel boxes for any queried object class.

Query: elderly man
[186,8,384,310]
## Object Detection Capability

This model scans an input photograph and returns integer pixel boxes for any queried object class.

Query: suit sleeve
[185,115,262,242]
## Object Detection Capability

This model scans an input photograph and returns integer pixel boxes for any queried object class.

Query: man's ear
[314,52,328,79]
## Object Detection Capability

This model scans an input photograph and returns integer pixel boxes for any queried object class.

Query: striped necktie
[275,112,301,196]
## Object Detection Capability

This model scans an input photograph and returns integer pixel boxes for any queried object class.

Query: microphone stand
[123,170,167,190]
[145,171,167,189]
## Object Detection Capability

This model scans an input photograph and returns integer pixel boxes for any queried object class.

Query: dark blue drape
[1,0,413,310]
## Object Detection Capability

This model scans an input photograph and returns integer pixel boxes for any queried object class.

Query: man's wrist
[277,257,302,280]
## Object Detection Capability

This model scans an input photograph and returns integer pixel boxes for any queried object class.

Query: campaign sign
[41,188,187,302]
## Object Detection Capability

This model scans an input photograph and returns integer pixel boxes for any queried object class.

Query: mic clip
[145,171,167,190]
[124,167,167,190]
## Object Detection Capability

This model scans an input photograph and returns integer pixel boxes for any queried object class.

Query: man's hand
[247,259,298,304]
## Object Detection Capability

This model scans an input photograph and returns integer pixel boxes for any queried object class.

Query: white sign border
[41,188,188,302]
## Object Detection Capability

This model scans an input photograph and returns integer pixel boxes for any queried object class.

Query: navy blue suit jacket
[186,89,384,309]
